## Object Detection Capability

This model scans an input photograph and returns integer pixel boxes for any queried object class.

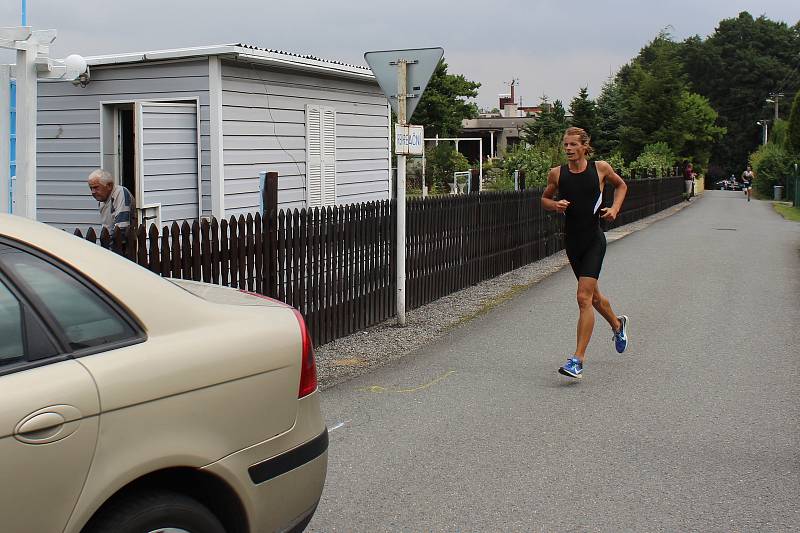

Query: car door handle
[14,405,82,444]
[17,413,64,441]
[18,412,65,437]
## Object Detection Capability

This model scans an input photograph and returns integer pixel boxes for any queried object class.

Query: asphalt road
[309,191,800,532]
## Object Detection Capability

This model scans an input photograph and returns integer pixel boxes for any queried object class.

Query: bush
[630,142,675,177]
[750,143,795,197]
[483,166,515,191]
[500,142,564,189]
[425,143,470,191]
[604,152,629,179]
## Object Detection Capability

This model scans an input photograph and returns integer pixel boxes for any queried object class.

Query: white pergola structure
[1,26,78,219]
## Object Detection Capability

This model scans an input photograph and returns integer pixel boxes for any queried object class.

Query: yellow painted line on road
[359,370,456,394]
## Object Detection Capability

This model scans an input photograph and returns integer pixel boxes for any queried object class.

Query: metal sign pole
[396,60,408,326]
[364,47,443,327]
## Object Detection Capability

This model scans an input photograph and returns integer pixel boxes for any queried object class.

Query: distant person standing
[87,169,135,232]
[683,161,694,201]
[541,127,629,380]
[741,165,754,202]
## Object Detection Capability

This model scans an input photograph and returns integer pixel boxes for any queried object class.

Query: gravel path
[315,198,694,389]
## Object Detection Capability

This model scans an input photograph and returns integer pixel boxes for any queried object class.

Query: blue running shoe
[558,357,583,379]
[614,315,629,353]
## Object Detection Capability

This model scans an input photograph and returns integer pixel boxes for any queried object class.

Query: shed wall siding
[35,60,211,230]
[220,62,389,216]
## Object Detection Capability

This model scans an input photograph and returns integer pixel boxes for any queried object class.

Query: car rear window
[0,244,136,351]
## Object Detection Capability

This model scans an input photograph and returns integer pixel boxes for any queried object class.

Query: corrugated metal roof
[234,43,370,72]
[84,44,374,80]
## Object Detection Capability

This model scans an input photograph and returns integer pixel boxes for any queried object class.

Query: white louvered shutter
[306,105,323,207]
[321,107,337,205]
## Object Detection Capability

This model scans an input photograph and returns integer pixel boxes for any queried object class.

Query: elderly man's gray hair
[87,169,115,185]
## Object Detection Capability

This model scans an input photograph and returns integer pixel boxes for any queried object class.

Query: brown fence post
[263,171,279,218]
[519,170,526,190]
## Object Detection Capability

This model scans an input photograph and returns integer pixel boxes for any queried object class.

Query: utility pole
[767,93,784,121]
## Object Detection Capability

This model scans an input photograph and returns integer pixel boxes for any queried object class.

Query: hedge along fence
[74,177,684,347]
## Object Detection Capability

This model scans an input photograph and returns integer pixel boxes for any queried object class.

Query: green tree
[787,91,800,155]
[594,77,625,157]
[410,60,480,137]
[522,97,568,146]
[771,119,790,148]
[672,91,727,166]
[682,12,800,173]
[617,33,686,161]
[569,87,597,136]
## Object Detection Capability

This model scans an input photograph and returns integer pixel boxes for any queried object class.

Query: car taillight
[293,309,318,398]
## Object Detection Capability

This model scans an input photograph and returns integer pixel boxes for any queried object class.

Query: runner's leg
[575,276,596,360]
[593,287,621,331]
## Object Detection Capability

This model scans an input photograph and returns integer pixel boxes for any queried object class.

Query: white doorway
[101,99,201,230]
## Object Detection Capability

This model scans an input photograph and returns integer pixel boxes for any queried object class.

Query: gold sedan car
[0,215,327,533]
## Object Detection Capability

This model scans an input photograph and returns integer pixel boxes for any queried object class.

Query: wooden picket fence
[74,177,684,347]
[406,191,563,309]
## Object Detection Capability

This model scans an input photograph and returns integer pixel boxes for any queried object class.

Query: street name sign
[395,124,424,155]
[364,47,444,120]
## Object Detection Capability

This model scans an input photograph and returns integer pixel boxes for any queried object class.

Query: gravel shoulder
[315,198,695,389]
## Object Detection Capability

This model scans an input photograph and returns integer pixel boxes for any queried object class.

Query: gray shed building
[36,44,392,230]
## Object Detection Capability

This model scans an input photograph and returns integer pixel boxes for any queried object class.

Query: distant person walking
[741,165,754,202]
[87,169,135,232]
[541,127,629,379]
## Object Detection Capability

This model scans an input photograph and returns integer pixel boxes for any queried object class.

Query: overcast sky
[1,1,797,109]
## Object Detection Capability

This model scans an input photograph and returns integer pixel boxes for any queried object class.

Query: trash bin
[774,185,784,201]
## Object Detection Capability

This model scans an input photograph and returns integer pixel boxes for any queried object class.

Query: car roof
[0,214,211,335]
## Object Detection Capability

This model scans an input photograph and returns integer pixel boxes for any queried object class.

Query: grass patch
[773,202,800,222]
[448,283,531,329]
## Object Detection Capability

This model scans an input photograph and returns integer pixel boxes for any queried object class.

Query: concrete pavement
[309,191,800,532]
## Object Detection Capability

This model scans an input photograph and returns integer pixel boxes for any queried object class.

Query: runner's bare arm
[598,161,627,221]
[542,167,570,213]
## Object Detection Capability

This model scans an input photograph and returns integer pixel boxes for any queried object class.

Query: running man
[741,165,754,202]
[541,127,629,379]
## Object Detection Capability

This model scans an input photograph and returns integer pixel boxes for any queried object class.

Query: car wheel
[84,489,225,533]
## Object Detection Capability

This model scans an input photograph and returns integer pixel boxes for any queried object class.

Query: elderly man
[87,169,135,231]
